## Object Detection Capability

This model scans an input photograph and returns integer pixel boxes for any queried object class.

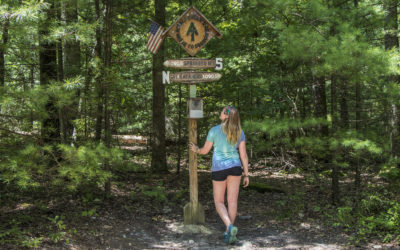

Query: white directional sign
[162,71,221,84]
[164,58,223,70]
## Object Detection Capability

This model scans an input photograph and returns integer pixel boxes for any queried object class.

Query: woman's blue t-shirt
[206,124,245,172]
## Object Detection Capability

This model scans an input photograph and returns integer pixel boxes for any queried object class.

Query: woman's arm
[239,140,249,187]
[189,140,213,155]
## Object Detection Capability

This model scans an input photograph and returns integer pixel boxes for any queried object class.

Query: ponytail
[221,106,242,145]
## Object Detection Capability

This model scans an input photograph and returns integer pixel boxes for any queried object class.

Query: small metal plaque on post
[189,85,196,98]
[188,98,203,119]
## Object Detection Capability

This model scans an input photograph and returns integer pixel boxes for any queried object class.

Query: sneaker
[227,224,238,244]
[223,232,229,243]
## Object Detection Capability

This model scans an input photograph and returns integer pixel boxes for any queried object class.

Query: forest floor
[1,152,399,249]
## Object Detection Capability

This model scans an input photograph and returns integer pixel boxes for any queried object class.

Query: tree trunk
[339,81,349,129]
[384,0,399,50]
[300,87,306,121]
[331,75,340,204]
[354,0,362,197]
[95,0,103,141]
[151,0,167,173]
[329,9,341,205]
[103,0,112,196]
[40,0,60,143]
[355,78,362,192]
[64,0,81,144]
[0,18,9,113]
[30,65,35,128]
[56,1,64,142]
[355,82,361,131]
[312,76,328,136]
[84,48,91,139]
[384,0,400,158]
[331,77,339,130]
[56,3,63,83]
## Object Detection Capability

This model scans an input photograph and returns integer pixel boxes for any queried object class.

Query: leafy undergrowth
[0,157,399,249]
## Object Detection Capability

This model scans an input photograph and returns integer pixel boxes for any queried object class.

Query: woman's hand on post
[189,142,199,153]
[243,176,249,187]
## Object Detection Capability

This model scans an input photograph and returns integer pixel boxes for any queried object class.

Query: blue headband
[227,105,236,115]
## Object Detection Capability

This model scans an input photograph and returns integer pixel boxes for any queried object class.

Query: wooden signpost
[163,6,222,225]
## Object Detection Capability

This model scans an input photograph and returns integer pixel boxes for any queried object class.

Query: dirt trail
[34,165,397,250]
[60,170,353,249]
[101,218,346,249]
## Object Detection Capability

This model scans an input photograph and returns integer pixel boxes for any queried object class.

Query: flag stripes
[147,21,165,54]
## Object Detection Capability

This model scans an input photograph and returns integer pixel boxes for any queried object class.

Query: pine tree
[103,0,112,196]
[64,0,81,143]
[384,0,400,158]
[39,0,60,143]
[0,17,9,113]
[151,0,167,173]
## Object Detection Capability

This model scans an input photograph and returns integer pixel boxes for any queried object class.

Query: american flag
[147,21,165,54]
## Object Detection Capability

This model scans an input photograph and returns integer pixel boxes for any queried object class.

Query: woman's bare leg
[226,175,241,225]
[213,180,231,230]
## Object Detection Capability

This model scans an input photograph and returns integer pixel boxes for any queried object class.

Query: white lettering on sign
[162,71,170,84]
[169,72,221,82]
[170,61,184,67]
[216,58,223,70]
[203,73,219,79]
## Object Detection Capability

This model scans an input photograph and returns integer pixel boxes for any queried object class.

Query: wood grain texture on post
[188,118,198,205]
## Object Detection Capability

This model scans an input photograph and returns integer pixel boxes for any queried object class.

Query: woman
[189,105,249,244]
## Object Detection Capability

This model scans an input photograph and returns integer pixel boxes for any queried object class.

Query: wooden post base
[183,202,205,225]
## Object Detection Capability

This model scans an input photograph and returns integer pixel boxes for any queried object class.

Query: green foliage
[0,0,399,246]
[141,186,167,204]
[172,189,188,202]
[0,144,48,189]
[274,191,305,221]
[57,143,124,191]
[81,208,97,217]
[334,192,400,243]
[21,236,43,248]
[245,117,384,180]
[0,0,49,22]
[379,159,400,187]
[335,206,354,228]
[244,118,329,159]
[48,215,66,231]
[0,142,125,192]
[339,133,382,155]
[47,215,69,244]
[0,224,23,246]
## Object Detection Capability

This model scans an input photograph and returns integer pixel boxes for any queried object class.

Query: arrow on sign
[187,22,199,41]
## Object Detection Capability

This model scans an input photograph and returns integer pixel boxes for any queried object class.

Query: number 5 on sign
[216,58,223,70]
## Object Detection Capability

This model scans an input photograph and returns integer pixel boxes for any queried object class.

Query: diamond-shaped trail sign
[164,6,222,56]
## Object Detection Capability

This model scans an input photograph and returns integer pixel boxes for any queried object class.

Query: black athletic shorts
[211,166,243,181]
